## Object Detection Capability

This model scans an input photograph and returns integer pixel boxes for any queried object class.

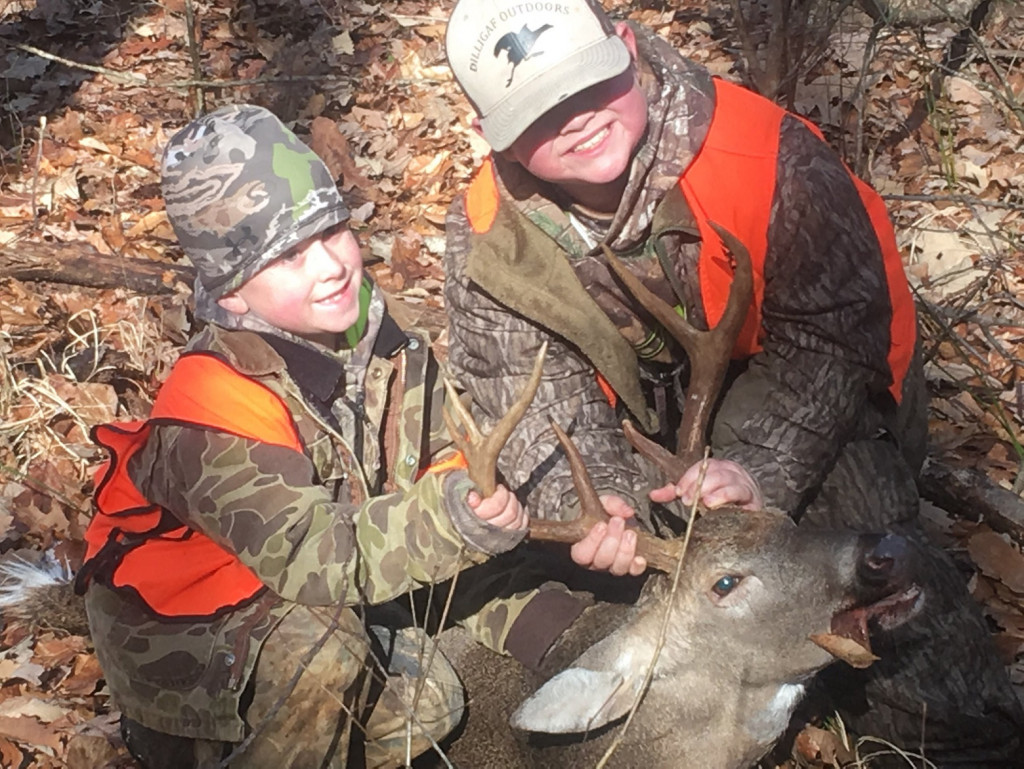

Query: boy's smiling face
[217,224,364,346]
[499,22,647,212]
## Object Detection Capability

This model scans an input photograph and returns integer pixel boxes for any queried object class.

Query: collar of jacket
[256,312,408,403]
[465,201,657,433]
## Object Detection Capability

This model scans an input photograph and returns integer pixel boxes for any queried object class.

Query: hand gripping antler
[443,342,549,497]
[528,419,684,572]
[524,223,754,573]
[601,221,754,476]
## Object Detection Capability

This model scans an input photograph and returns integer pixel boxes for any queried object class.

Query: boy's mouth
[314,271,354,306]
[571,125,610,153]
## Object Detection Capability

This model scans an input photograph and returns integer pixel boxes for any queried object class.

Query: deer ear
[511,666,644,733]
[510,630,656,733]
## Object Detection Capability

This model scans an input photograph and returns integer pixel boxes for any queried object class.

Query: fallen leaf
[0,715,62,750]
[309,118,372,192]
[809,633,879,668]
[0,697,68,724]
[66,734,119,769]
[75,137,114,155]
[794,723,855,766]
[968,530,1024,594]
[61,655,104,697]
[0,737,24,769]
[126,210,169,238]
[332,31,355,55]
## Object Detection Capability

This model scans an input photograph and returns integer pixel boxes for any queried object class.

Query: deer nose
[858,533,908,587]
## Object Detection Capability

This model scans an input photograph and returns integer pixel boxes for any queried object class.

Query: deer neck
[641,671,807,768]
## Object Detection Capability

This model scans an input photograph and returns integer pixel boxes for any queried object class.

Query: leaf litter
[1,0,1023,766]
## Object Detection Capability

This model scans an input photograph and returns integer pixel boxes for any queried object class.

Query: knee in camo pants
[364,625,466,768]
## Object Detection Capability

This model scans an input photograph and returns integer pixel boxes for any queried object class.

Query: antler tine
[442,342,549,497]
[528,418,684,572]
[601,221,753,471]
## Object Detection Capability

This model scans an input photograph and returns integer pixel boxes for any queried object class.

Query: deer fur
[426,507,920,769]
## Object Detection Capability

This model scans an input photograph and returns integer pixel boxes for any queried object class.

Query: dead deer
[436,222,924,768]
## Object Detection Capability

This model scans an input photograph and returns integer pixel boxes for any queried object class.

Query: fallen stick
[918,457,1024,544]
[0,242,194,294]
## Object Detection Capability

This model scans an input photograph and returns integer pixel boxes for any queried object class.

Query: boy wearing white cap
[442,0,1024,765]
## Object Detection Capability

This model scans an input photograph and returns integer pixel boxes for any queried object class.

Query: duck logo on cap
[493,23,553,86]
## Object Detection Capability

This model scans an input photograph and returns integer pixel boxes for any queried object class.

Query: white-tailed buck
[437,223,924,768]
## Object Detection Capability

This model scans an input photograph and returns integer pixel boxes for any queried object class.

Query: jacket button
[407,338,420,351]
[224,652,236,667]
[371,367,384,380]
[405,455,417,467]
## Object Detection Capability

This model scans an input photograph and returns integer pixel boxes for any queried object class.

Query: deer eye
[712,575,742,598]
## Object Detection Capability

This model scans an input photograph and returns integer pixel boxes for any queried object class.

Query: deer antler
[528,419,684,572]
[601,221,754,476]
[523,223,755,573]
[443,342,549,497]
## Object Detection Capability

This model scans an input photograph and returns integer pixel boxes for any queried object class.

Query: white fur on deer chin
[745,682,806,743]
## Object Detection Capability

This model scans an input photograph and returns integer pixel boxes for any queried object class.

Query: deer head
[510,512,923,767]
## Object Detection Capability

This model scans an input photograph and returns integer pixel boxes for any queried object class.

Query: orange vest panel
[684,79,915,402]
[83,353,303,618]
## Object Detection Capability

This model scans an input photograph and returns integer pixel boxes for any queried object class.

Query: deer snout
[857,533,909,589]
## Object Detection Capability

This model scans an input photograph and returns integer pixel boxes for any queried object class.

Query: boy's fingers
[648,483,678,503]
[593,533,622,570]
[610,529,637,575]
[570,522,606,565]
[598,494,636,519]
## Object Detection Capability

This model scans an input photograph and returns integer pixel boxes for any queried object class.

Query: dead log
[918,457,1024,544]
[0,242,194,295]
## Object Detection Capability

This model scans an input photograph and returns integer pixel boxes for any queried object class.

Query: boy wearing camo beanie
[75,104,528,768]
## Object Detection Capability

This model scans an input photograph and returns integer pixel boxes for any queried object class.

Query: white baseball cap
[446,0,632,152]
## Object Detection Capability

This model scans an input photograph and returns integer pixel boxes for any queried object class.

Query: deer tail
[0,553,90,637]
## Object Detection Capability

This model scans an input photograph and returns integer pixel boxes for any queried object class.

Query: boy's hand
[570,495,647,577]
[649,458,763,510]
[467,484,528,532]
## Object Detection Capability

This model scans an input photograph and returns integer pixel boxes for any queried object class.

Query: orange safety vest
[465,78,915,403]
[77,353,301,619]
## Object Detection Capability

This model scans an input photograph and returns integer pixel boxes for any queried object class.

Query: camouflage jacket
[84,287,526,741]
[443,24,927,523]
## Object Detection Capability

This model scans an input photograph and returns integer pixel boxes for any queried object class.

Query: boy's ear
[473,116,518,163]
[217,291,250,316]
[613,21,639,61]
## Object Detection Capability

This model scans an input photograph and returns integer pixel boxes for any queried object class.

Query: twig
[924,302,1024,332]
[0,41,446,90]
[6,41,147,85]
[852,19,885,173]
[30,116,45,229]
[184,0,205,115]
[0,461,90,517]
[596,449,710,769]
[882,193,1024,212]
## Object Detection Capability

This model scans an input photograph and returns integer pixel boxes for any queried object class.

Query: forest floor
[0,0,1023,766]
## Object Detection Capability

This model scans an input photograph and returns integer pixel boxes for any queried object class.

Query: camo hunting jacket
[443,24,927,524]
[83,291,526,741]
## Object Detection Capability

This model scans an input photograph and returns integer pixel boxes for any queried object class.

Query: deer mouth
[811,584,924,669]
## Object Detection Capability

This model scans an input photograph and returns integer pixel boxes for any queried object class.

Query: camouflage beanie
[161,104,349,300]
